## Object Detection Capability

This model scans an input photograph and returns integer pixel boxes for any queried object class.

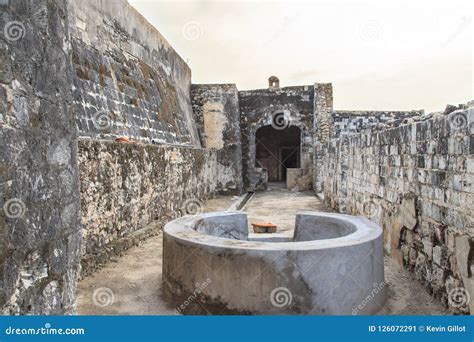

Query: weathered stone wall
[2,0,469,316]
[78,139,220,275]
[332,110,424,139]
[239,86,315,190]
[315,107,473,313]
[0,0,82,314]
[62,0,220,273]
[191,84,243,194]
[314,83,334,143]
[0,0,224,314]
[68,0,200,146]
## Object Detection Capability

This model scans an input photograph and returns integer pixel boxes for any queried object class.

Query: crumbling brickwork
[315,107,473,313]
[332,110,424,138]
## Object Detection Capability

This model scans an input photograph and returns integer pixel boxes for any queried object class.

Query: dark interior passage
[255,125,301,181]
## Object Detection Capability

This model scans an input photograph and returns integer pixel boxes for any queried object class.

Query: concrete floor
[77,184,448,315]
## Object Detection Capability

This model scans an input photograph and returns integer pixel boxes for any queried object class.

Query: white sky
[128,0,473,112]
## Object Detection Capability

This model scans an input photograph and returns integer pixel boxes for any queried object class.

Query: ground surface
[245,183,328,236]
[77,184,448,315]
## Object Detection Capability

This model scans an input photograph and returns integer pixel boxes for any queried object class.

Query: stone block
[401,244,410,263]
[409,247,418,266]
[400,195,417,230]
[455,235,471,279]
[405,228,415,245]
[431,265,446,292]
[433,245,448,268]
[286,168,313,191]
[422,239,433,259]
[415,253,427,280]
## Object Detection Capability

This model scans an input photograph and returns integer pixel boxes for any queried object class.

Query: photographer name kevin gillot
[424,325,466,333]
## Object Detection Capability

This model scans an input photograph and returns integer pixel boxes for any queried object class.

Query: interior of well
[191,213,357,243]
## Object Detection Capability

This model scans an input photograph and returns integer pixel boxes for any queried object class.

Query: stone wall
[315,107,473,313]
[191,84,243,194]
[63,0,224,274]
[239,86,316,190]
[314,83,333,143]
[332,110,424,139]
[1,0,470,316]
[0,0,222,314]
[68,0,200,146]
[78,139,220,275]
[0,0,82,314]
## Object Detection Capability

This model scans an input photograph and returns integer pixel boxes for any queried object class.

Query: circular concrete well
[163,211,385,315]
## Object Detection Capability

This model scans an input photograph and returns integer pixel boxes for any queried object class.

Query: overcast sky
[128,0,472,113]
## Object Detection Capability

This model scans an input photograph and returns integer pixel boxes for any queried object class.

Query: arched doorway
[255,125,301,182]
